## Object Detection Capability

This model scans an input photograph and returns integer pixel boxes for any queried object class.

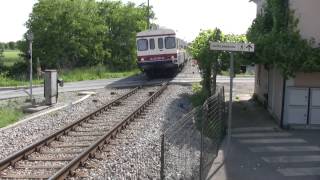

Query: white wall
[290,0,320,47]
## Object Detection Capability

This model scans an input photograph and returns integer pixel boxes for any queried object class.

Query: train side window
[158,38,164,49]
[137,39,148,51]
[150,38,155,50]
[165,37,176,49]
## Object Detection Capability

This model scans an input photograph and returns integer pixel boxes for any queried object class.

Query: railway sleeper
[50,143,90,148]
[40,149,83,155]
[27,156,74,161]
[0,173,52,179]
[15,164,65,170]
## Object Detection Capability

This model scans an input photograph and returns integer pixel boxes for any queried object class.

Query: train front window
[137,39,148,51]
[165,37,176,49]
[150,38,155,50]
[158,38,164,49]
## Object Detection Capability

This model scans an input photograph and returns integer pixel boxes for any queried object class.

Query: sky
[0,0,257,43]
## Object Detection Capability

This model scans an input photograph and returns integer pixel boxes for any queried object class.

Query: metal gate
[285,87,309,125]
[309,88,320,125]
[285,87,320,126]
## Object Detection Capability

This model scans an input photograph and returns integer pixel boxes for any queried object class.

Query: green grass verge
[0,74,42,87]
[2,50,22,67]
[60,66,140,82]
[0,107,23,128]
[0,66,140,87]
[220,70,254,77]
[190,83,208,107]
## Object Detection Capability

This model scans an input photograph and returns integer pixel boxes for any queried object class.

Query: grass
[220,70,255,77]
[0,107,23,128]
[190,83,208,107]
[2,50,22,67]
[0,74,42,87]
[60,66,140,82]
[0,66,140,87]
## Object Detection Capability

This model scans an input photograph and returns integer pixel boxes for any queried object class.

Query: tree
[189,28,223,96]
[246,0,320,78]
[0,46,4,68]
[22,0,106,69]
[99,1,152,69]
[18,0,152,71]
[8,42,16,50]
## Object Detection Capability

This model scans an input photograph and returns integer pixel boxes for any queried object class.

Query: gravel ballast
[0,88,131,160]
[69,85,195,179]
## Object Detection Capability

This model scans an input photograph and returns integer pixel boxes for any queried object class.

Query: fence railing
[160,87,225,180]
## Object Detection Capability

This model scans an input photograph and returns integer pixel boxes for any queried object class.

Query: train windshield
[165,37,176,49]
[137,39,148,51]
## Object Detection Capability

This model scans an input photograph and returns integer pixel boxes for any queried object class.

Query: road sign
[210,42,255,52]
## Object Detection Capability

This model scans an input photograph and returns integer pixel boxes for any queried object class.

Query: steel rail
[49,82,168,180]
[0,87,139,172]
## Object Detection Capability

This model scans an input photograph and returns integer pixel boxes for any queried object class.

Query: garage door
[285,88,309,125]
[309,88,320,125]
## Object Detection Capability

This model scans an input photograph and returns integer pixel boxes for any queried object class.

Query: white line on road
[239,138,307,144]
[232,132,291,138]
[278,167,320,176]
[262,155,320,163]
[250,146,320,152]
[232,127,279,133]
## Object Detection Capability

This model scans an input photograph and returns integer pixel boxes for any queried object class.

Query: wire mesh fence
[160,87,225,180]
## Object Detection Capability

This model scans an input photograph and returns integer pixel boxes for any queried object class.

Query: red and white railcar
[136,28,187,77]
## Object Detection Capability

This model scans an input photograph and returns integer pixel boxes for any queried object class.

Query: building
[251,0,320,128]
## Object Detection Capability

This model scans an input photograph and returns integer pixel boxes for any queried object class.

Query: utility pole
[27,31,34,105]
[147,0,150,29]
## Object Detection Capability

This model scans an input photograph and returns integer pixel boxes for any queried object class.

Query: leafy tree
[18,0,152,71]
[0,43,4,50]
[99,1,152,69]
[220,34,249,73]
[8,42,16,50]
[21,0,106,69]
[0,47,4,62]
[247,0,320,78]
[189,28,223,96]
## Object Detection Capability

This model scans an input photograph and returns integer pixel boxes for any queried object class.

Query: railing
[160,87,225,180]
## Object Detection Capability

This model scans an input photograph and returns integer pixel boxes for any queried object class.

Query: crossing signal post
[209,41,255,162]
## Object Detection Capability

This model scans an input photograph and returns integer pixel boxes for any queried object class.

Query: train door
[157,37,164,54]
[149,38,156,56]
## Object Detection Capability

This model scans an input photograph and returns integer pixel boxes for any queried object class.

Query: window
[158,38,164,49]
[137,39,148,51]
[150,38,155,50]
[165,37,176,49]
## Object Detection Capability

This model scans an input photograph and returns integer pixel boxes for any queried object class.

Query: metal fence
[160,87,225,180]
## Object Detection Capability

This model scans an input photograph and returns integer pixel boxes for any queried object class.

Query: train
[136,28,188,77]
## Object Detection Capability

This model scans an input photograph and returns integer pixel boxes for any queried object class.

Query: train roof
[136,29,176,38]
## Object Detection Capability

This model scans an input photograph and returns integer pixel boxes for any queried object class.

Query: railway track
[0,82,168,179]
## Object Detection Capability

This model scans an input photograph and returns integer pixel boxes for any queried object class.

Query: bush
[8,61,29,79]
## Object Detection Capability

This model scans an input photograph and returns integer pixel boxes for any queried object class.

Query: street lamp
[27,31,34,104]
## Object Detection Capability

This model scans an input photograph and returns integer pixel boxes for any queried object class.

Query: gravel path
[68,85,193,179]
[0,88,131,160]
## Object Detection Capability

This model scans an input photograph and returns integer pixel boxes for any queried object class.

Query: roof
[136,29,175,37]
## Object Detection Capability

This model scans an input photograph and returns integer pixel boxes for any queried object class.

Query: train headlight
[171,56,175,60]
[141,58,144,62]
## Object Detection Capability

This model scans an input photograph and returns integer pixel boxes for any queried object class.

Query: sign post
[210,41,255,154]
[27,31,34,105]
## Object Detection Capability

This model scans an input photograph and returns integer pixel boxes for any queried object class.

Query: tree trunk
[203,66,212,97]
[211,62,218,95]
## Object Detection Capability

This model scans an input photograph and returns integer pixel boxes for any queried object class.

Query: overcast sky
[0,0,257,42]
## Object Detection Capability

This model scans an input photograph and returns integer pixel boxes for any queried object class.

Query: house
[251,0,320,128]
